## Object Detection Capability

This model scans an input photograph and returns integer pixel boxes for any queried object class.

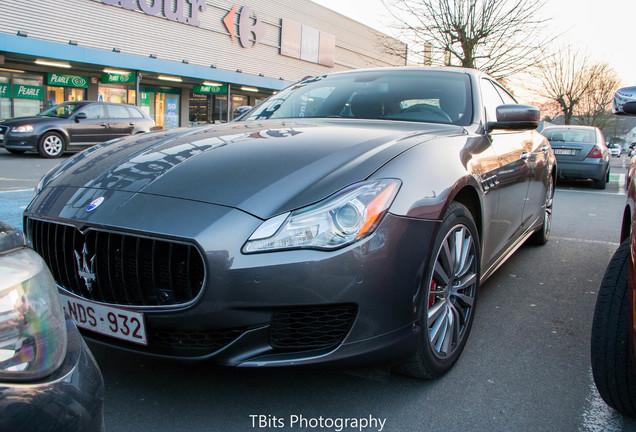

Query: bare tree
[380,0,552,79]
[576,63,622,129]
[537,47,622,126]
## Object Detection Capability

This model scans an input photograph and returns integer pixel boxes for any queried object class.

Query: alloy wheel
[427,224,477,359]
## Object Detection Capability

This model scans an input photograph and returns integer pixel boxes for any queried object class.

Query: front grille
[27,219,205,307]
[269,304,357,351]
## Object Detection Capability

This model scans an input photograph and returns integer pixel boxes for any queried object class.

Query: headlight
[0,248,67,381]
[12,125,34,133]
[243,179,401,253]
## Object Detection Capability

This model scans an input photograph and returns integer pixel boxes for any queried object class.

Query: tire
[591,239,636,417]
[397,202,480,379]
[595,170,608,189]
[6,149,26,154]
[38,132,65,158]
[529,173,553,245]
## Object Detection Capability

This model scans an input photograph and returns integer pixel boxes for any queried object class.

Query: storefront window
[214,95,228,123]
[14,74,44,117]
[231,95,248,119]
[141,90,179,130]
[0,74,10,120]
[47,86,85,107]
[99,85,128,104]
[189,92,209,125]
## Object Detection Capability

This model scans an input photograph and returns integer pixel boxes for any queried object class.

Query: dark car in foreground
[24,67,555,379]
[542,125,610,189]
[591,90,636,416]
[0,221,104,431]
[0,100,155,158]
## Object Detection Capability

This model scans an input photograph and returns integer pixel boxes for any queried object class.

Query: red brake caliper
[429,278,437,308]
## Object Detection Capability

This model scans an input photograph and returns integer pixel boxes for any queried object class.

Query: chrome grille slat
[26,219,205,307]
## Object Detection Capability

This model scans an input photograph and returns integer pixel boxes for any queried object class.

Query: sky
[312,0,636,92]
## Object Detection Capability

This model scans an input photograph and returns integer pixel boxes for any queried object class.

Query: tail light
[587,146,603,158]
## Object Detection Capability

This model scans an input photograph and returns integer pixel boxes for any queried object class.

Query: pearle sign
[101,0,207,26]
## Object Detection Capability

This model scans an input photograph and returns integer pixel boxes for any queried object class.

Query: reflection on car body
[25,67,556,379]
[591,87,636,416]
[0,221,104,431]
[0,100,155,158]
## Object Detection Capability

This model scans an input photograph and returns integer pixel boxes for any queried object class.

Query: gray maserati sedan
[23,67,555,379]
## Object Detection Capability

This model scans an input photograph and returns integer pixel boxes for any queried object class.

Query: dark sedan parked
[542,125,610,189]
[0,100,155,158]
[25,67,555,379]
[0,221,104,431]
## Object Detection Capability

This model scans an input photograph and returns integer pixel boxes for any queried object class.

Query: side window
[493,81,518,105]
[480,79,505,123]
[80,104,106,119]
[107,104,131,119]
[127,106,145,119]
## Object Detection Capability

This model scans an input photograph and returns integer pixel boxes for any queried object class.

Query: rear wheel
[591,239,636,416]
[38,132,64,158]
[398,202,480,379]
[595,169,608,189]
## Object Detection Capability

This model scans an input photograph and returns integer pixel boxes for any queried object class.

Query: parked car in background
[24,67,555,379]
[0,221,104,431]
[609,143,623,157]
[591,89,636,416]
[542,125,610,189]
[0,101,155,158]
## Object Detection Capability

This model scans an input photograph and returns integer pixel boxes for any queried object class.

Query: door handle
[520,151,530,160]
[129,122,135,126]
[541,145,550,152]
[100,123,107,127]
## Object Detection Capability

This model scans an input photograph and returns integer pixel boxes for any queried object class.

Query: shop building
[0,0,405,127]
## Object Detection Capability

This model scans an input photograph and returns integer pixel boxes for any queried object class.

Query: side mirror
[74,112,88,122]
[488,104,540,130]
[613,86,636,116]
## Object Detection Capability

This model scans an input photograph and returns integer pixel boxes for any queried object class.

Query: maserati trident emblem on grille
[74,243,96,292]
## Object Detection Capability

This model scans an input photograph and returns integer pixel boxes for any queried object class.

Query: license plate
[60,292,148,345]
[553,149,575,156]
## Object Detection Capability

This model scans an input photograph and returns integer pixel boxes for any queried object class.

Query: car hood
[0,116,64,125]
[43,119,464,219]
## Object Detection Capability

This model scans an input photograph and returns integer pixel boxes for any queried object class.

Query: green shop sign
[193,85,227,94]
[47,73,88,88]
[0,84,9,97]
[13,84,43,99]
[101,73,135,84]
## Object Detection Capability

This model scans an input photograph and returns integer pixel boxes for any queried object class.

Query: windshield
[543,128,596,144]
[243,70,473,126]
[38,102,87,118]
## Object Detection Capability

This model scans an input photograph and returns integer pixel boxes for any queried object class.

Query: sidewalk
[0,189,34,230]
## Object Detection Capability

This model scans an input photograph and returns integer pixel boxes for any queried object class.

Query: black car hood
[0,116,64,125]
[45,119,464,219]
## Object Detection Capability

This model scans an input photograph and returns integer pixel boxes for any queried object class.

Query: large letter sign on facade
[238,6,265,48]
[101,0,207,27]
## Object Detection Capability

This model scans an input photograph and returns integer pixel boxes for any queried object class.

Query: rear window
[543,128,596,144]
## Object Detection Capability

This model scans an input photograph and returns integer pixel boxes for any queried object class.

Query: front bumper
[0,318,105,432]
[25,186,439,368]
[0,133,39,151]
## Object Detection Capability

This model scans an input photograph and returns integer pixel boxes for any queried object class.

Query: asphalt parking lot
[1,149,635,431]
